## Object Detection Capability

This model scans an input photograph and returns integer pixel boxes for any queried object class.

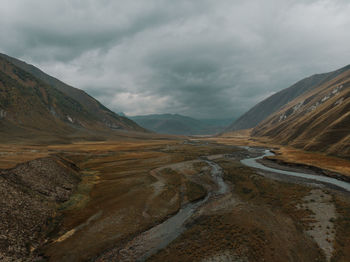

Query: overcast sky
[1,0,350,119]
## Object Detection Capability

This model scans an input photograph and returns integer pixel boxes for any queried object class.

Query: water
[241,149,350,192]
[116,159,228,262]
[204,160,229,195]
[119,196,209,262]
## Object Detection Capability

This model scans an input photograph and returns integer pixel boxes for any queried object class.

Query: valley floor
[1,136,350,261]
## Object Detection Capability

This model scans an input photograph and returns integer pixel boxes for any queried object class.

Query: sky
[1,0,350,119]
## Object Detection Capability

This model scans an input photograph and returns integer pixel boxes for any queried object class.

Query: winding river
[100,149,350,261]
[114,159,229,262]
[241,149,350,192]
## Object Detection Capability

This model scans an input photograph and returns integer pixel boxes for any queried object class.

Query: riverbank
[207,132,350,178]
[95,158,229,261]
[148,151,326,261]
[260,158,350,184]
[2,140,350,261]
[240,147,350,193]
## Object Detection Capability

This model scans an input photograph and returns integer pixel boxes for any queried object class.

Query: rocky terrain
[0,156,81,261]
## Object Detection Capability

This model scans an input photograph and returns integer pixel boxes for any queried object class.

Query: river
[98,148,350,261]
[241,149,350,192]
[109,158,229,262]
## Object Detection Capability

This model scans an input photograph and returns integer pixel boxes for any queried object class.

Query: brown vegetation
[0,55,146,145]
[252,68,350,158]
[1,136,350,261]
[149,159,327,262]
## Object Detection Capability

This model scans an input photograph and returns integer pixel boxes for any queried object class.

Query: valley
[129,114,232,135]
[1,135,350,261]
[1,1,350,261]
[0,53,349,261]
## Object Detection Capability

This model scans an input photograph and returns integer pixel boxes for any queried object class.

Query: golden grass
[0,145,49,168]
[26,139,234,261]
[273,147,350,177]
[0,139,179,169]
[2,136,349,261]
[207,134,350,177]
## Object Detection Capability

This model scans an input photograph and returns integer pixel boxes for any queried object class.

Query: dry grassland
[1,136,350,261]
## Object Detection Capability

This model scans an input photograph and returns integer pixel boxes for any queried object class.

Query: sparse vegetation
[0,53,349,262]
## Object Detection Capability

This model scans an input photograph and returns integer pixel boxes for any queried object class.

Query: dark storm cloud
[1,0,350,118]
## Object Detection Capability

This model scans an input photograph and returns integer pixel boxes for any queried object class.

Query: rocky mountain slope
[130,114,230,135]
[0,156,80,261]
[0,54,145,142]
[227,65,350,131]
[252,66,350,158]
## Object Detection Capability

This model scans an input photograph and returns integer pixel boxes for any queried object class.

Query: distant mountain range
[2,51,348,155]
[252,66,350,158]
[226,65,350,132]
[0,53,145,142]
[130,114,233,135]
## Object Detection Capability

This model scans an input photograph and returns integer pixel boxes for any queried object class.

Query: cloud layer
[1,0,350,118]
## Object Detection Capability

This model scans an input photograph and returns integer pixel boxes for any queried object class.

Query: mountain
[226,65,350,131]
[252,66,350,158]
[0,53,143,131]
[130,114,231,135]
[0,54,145,142]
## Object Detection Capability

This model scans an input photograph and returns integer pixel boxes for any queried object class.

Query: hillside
[0,53,143,131]
[130,114,230,135]
[0,54,145,142]
[252,66,350,158]
[226,65,350,131]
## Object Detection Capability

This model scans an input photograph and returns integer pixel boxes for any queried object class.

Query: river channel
[241,148,350,192]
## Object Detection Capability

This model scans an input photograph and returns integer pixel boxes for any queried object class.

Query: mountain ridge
[226,64,350,132]
[0,53,143,133]
[252,66,350,158]
[0,54,146,143]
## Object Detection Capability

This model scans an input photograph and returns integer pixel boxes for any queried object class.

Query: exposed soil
[1,139,350,262]
[0,156,80,261]
[297,189,337,261]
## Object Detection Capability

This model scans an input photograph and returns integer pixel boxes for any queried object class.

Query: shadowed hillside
[0,54,145,142]
[227,65,350,131]
[253,66,350,158]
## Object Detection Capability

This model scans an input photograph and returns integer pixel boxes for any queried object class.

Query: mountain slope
[226,65,350,131]
[130,114,229,135]
[0,55,145,142]
[252,66,350,158]
[0,53,143,132]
